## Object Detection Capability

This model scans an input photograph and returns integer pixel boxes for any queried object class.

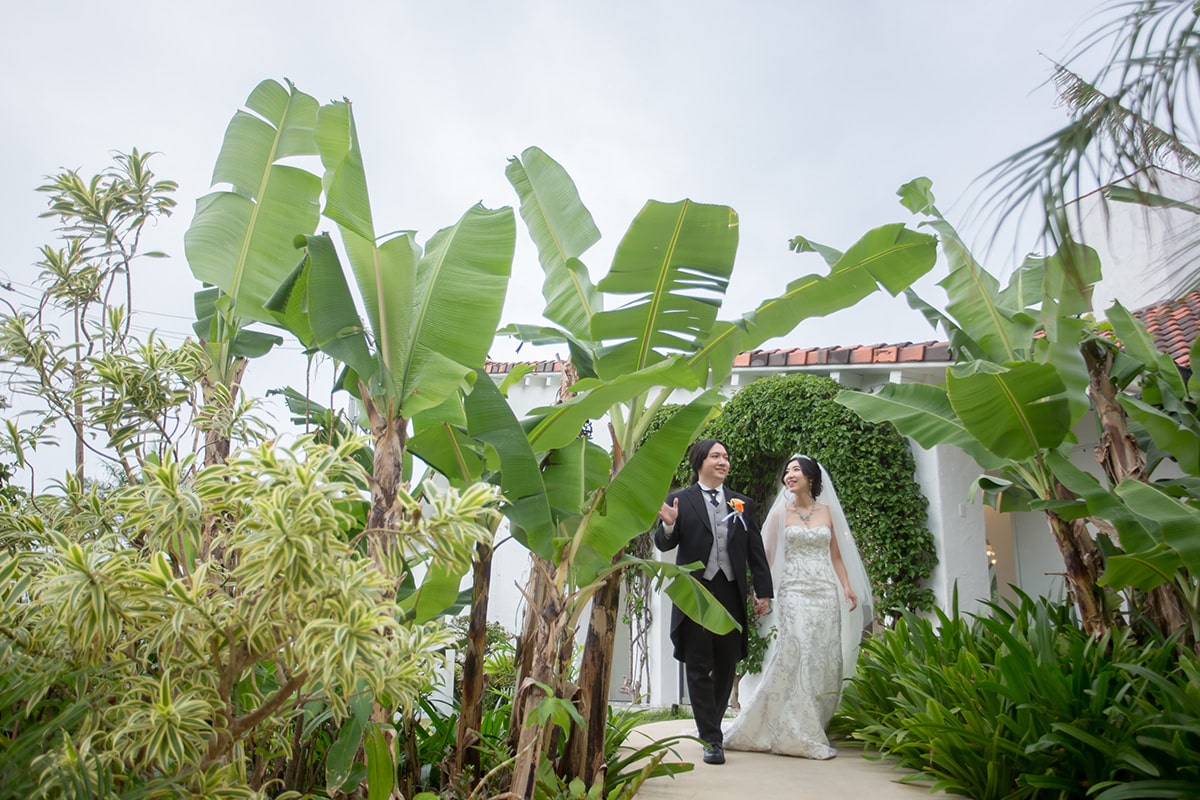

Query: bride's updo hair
[782,454,823,499]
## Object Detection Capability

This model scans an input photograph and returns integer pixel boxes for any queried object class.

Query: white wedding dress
[723,524,843,759]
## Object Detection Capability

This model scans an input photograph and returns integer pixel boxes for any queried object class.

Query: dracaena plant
[0,436,498,798]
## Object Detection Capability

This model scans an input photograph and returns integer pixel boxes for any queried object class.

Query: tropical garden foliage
[0,77,938,798]
[9,3,1200,789]
[837,592,1200,799]
[839,177,1200,645]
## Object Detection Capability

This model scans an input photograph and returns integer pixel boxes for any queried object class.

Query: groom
[654,438,773,765]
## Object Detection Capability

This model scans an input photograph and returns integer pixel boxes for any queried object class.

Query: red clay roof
[1132,290,1200,369]
[484,340,952,375]
[484,292,1200,375]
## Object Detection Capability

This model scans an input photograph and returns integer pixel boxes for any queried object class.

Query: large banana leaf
[523,358,701,452]
[1119,393,1200,474]
[1036,317,1092,426]
[495,322,599,379]
[408,422,485,487]
[1044,452,1183,609]
[1105,300,1188,398]
[402,205,514,416]
[265,234,375,381]
[185,79,322,324]
[402,559,471,624]
[629,556,737,634]
[924,216,1035,363]
[903,287,981,357]
[1045,451,1158,551]
[542,438,612,521]
[1113,478,1200,577]
[191,287,283,357]
[692,223,937,386]
[460,371,556,557]
[946,361,1071,461]
[590,199,739,380]
[313,100,515,418]
[505,147,602,341]
[1000,240,1101,340]
[572,391,721,581]
[836,382,1005,470]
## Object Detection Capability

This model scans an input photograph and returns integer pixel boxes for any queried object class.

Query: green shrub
[836,591,1200,799]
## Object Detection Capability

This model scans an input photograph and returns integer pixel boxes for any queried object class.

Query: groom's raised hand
[658,498,679,526]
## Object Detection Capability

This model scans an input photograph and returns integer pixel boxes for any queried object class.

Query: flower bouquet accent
[724,497,746,528]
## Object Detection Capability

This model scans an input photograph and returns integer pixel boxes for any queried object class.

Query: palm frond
[977,0,1200,270]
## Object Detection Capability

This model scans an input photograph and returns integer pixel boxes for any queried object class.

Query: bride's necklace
[788,498,816,524]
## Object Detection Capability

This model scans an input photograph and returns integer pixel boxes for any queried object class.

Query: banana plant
[184,78,320,465]
[188,81,517,798]
[1049,307,1200,643]
[499,147,938,787]
[261,98,515,574]
[836,177,1119,632]
[410,371,734,793]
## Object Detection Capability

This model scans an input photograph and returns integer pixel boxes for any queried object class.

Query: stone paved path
[628,720,944,799]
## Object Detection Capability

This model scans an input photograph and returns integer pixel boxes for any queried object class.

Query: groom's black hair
[688,438,728,484]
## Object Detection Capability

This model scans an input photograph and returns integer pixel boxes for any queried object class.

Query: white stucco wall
[911,443,991,617]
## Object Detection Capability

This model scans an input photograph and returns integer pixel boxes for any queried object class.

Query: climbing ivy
[662,373,936,619]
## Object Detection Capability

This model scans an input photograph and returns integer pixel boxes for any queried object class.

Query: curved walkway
[628,720,943,799]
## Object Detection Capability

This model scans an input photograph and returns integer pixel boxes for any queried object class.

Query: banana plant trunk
[361,392,410,793]
[364,396,407,571]
[1048,479,1110,635]
[452,540,494,784]
[564,438,630,782]
[1083,341,1191,644]
[509,558,571,799]
[509,554,551,754]
[563,564,622,782]
[201,357,248,468]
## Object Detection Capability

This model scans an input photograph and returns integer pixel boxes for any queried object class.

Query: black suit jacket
[653,483,774,661]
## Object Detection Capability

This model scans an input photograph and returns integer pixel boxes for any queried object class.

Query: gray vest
[702,487,735,581]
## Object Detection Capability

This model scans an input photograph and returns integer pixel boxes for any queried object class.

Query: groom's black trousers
[681,571,744,746]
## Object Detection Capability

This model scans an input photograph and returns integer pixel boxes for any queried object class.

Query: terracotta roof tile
[1132,289,1200,369]
[483,293,1200,376]
[875,346,899,363]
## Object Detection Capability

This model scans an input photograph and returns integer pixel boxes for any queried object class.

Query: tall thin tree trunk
[1083,341,1190,643]
[72,307,85,482]
[509,554,553,755]
[364,399,407,572]
[1047,482,1110,635]
[563,563,621,783]
[452,540,494,786]
[361,393,410,792]
[509,559,569,799]
[201,357,247,468]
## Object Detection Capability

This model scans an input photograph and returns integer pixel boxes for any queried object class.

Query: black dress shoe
[702,743,725,764]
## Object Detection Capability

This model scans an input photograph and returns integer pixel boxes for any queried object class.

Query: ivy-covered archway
[704,373,936,618]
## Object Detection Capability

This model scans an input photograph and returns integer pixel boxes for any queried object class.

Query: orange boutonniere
[724,497,746,528]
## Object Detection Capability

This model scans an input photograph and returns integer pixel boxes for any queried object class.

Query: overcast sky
[2,1,1104,477]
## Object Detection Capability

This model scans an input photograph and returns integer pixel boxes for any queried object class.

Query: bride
[723,454,871,759]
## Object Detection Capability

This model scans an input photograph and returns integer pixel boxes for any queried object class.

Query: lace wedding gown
[724,525,842,759]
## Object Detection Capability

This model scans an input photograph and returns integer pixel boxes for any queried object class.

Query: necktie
[704,488,719,507]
